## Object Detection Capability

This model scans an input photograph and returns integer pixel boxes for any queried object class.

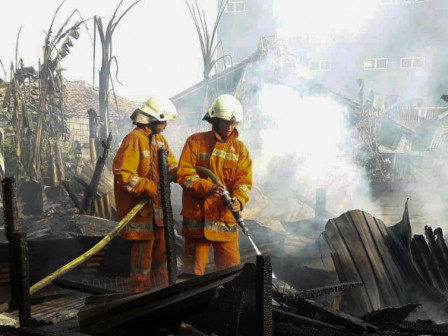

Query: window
[363,58,388,70]
[309,59,331,71]
[400,57,425,68]
[404,0,427,3]
[225,0,245,13]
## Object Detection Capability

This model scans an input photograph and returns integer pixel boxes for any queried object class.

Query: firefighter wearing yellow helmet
[177,94,253,275]
[113,95,178,292]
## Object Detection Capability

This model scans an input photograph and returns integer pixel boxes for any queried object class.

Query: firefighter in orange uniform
[113,96,178,292]
[177,94,252,275]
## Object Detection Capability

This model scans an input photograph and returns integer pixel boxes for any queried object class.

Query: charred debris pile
[3,197,448,335]
[72,201,448,335]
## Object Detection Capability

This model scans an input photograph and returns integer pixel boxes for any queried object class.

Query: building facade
[217,0,448,104]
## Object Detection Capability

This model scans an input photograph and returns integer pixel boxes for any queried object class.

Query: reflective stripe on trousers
[129,226,169,292]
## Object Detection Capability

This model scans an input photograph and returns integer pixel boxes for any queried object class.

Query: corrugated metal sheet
[322,205,438,316]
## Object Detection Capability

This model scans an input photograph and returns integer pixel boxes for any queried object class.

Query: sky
[0,0,217,102]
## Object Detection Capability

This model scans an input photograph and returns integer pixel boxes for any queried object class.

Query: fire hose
[0,198,150,314]
[194,166,261,256]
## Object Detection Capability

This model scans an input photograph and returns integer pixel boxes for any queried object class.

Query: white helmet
[131,95,178,125]
[203,94,243,124]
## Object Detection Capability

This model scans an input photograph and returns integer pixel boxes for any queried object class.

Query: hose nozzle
[221,189,250,236]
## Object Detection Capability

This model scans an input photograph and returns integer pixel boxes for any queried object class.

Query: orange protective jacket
[177,128,252,242]
[113,125,177,240]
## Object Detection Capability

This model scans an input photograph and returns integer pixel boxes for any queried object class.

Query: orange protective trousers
[184,237,240,275]
[129,227,168,292]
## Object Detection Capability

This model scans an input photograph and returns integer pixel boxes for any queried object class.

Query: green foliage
[60,143,79,180]
[3,137,19,177]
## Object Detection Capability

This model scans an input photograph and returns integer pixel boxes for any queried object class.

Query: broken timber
[63,132,114,217]
[77,265,244,335]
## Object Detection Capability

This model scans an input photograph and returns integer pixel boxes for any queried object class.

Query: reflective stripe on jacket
[113,125,177,240]
[177,128,252,242]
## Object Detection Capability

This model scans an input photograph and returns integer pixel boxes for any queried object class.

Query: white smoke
[239,52,375,227]
[273,0,383,41]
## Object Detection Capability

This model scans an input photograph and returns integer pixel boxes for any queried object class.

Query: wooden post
[11,231,31,327]
[104,193,113,220]
[256,255,273,336]
[0,128,5,181]
[98,196,106,218]
[158,149,177,285]
[88,108,98,163]
[3,177,31,326]
[3,178,19,308]
[3,178,18,239]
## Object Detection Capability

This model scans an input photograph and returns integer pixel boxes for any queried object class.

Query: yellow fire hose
[0,198,149,314]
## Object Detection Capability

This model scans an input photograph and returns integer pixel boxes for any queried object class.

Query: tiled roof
[62,80,140,118]
[0,79,140,119]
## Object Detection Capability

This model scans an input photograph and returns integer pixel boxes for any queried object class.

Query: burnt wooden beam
[61,181,86,215]
[3,178,18,240]
[3,178,31,325]
[295,298,378,334]
[274,282,364,303]
[158,148,177,285]
[78,264,243,335]
[360,304,420,329]
[53,278,116,295]
[197,287,245,336]
[434,228,448,274]
[256,255,273,336]
[273,308,346,333]
[425,226,448,285]
[65,133,113,216]
[399,320,448,335]
[82,133,112,215]
[411,234,446,292]
[11,231,31,327]
[3,177,19,309]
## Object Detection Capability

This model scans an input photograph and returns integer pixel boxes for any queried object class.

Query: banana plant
[32,2,83,185]
[1,1,84,214]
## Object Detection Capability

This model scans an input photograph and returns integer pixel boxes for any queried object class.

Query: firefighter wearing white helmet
[177,94,253,275]
[203,94,243,124]
[131,95,178,125]
[113,95,178,292]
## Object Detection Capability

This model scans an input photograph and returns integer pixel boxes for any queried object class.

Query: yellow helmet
[131,95,178,125]
[203,94,243,124]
